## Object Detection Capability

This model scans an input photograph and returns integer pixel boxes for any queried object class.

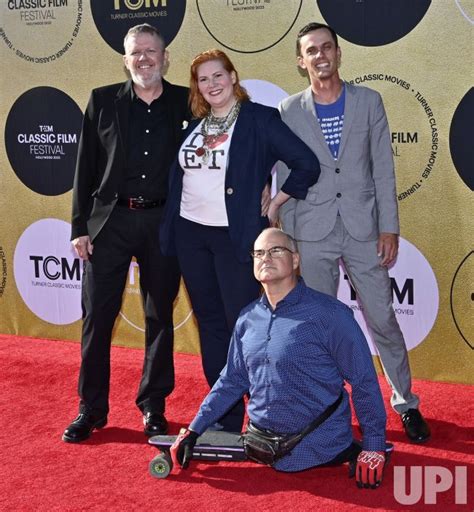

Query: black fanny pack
[242,392,343,466]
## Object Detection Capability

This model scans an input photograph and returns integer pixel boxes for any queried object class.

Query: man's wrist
[361,436,386,452]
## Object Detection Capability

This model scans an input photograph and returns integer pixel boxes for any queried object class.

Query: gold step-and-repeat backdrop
[0,1,472,384]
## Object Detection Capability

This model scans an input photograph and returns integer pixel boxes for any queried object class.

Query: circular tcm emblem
[0,1,83,63]
[337,237,439,355]
[197,0,302,54]
[317,0,431,46]
[346,74,439,201]
[13,219,83,325]
[90,0,186,54]
[119,260,193,332]
[449,88,473,191]
[5,87,82,196]
[450,251,474,349]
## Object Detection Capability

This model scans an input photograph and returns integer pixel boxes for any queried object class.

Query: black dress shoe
[62,413,107,443]
[401,408,431,443]
[143,412,168,436]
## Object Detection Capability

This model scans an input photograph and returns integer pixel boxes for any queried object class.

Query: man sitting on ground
[172,228,389,488]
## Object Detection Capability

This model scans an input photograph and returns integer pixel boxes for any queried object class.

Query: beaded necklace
[196,101,241,165]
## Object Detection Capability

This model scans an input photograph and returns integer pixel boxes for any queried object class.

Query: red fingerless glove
[356,450,386,489]
[170,428,198,469]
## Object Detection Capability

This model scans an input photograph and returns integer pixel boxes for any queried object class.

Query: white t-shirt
[179,119,235,226]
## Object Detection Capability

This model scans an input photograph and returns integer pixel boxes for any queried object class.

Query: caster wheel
[149,452,173,479]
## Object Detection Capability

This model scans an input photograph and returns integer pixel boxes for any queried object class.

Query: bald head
[254,228,298,253]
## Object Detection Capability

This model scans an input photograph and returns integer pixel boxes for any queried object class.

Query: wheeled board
[148,431,246,479]
[148,432,394,480]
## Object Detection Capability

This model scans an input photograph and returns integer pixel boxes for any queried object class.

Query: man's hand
[356,450,386,489]
[170,429,199,469]
[72,236,94,260]
[261,183,271,217]
[377,233,398,267]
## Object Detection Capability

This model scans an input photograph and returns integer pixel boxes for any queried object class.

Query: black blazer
[160,100,321,263]
[71,79,189,241]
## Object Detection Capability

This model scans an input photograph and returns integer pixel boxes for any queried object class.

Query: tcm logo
[336,237,439,353]
[14,219,83,325]
[394,466,468,505]
[29,255,81,281]
[113,0,167,8]
[344,275,414,305]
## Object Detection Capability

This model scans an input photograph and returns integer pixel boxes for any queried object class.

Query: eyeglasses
[250,246,294,259]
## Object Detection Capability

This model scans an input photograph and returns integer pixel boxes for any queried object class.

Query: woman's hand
[267,190,290,227]
[267,201,280,227]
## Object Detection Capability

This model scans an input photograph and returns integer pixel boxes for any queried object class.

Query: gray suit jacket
[277,82,399,242]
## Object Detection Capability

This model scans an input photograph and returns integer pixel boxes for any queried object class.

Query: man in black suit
[62,23,190,443]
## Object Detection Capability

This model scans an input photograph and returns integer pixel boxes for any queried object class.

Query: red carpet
[0,334,472,511]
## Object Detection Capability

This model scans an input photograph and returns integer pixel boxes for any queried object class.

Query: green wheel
[149,452,173,479]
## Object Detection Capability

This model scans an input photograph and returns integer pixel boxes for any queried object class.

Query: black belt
[116,197,166,210]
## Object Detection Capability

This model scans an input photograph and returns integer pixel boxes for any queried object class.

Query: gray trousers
[298,216,419,414]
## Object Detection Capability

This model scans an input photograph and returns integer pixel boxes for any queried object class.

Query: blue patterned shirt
[315,83,345,159]
[190,279,386,471]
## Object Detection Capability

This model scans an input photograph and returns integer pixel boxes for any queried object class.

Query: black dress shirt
[120,85,173,200]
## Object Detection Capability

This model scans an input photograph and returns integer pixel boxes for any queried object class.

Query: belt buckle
[129,197,142,209]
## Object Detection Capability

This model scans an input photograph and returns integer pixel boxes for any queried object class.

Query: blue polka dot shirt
[190,279,386,471]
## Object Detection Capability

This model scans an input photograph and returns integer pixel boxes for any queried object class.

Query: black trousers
[175,217,261,432]
[78,205,180,417]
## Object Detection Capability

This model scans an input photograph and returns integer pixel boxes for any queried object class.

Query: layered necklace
[196,100,241,165]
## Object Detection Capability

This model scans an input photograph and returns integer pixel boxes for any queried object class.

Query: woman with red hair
[161,49,320,433]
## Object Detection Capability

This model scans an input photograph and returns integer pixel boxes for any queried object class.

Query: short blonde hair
[123,23,165,52]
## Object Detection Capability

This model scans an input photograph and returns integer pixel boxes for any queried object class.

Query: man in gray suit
[277,22,430,443]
